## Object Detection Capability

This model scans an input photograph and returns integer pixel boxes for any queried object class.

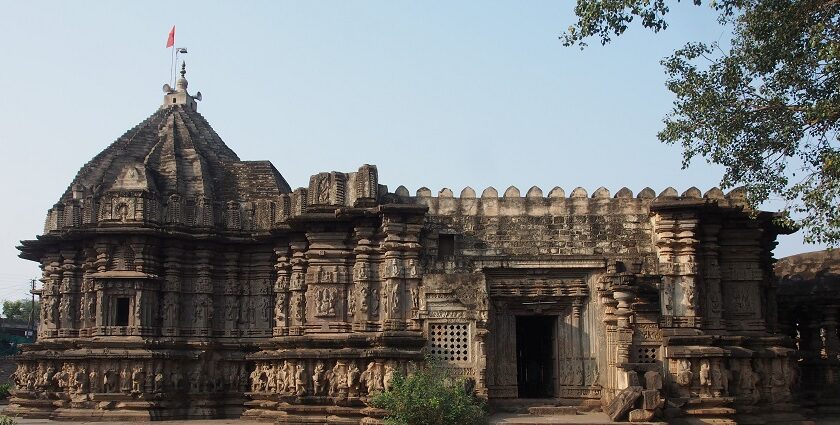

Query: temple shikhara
[7,66,837,424]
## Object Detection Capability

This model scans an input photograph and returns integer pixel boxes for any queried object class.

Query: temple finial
[162,60,200,111]
[176,61,188,92]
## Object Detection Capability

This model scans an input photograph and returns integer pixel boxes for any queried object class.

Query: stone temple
[7,66,836,423]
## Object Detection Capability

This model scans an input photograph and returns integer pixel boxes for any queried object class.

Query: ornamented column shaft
[289,240,308,335]
[352,225,377,331]
[273,248,291,336]
[162,244,183,336]
[381,215,406,330]
[59,251,80,335]
[223,252,241,335]
[194,249,213,336]
[403,220,424,331]
[701,223,725,330]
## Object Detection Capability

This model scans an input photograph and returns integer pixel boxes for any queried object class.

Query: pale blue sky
[0,1,825,301]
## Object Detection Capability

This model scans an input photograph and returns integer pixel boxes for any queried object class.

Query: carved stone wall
[10,90,804,423]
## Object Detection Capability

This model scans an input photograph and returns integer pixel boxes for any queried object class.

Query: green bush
[0,415,17,425]
[370,360,486,425]
[0,383,10,400]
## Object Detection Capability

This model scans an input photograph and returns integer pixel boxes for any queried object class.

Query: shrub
[0,415,17,425]
[0,383,10,400]
[370,360,486,425]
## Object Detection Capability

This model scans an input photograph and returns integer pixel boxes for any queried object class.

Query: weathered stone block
[628,409,655,422]
[642,389,661,410]
[605,386,643,421]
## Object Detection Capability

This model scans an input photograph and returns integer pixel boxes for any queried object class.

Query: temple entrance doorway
[515,315,556,398]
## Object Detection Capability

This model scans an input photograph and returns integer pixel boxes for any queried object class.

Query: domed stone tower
[11,66,429,421]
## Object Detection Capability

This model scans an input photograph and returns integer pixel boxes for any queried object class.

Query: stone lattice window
[633,346,658,364]
[428,323,470,362]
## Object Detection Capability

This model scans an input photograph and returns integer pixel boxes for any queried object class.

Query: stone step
[489,412,666,425]
[527,406,580,416]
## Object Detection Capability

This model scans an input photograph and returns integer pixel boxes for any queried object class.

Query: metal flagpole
[170,44,176,87]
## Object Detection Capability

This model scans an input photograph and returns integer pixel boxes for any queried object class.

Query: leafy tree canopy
[2,299,38,322]
[564,0,840,245]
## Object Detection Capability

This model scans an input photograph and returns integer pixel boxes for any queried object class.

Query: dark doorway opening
[115,297,130,326]
[516,315,555,398]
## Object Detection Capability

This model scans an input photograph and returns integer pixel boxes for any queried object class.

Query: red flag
[166,25,175,48]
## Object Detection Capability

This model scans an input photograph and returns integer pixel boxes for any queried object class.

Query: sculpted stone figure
[282,361,294,393]
[55,364,70,390]
[225,298,239,323]
[120,368,131,393]
[711,361,724,397]
[355,262,369,280]
[275,293,287,327]
[154,371,164,393]
[390,287,400,315]
[293,295,305,322]
[40,366,56,390]
[371,288,380,316]
[74,368,88,394]
[359,286,369,313]
[388,259,401,278]
[312,361,327,395]
[59,296,71,323]
[132,367,145,394]
[410,287,420,310]
[86,295,96,321]
[699,360,712,397]
[347,362,361,394]
[383,362,395,391]
[360,362,374,394]
[259,296,272,324]
[292,272,304,291]
[104,370,118,393]
[407,259,419,278]
[680,278,696,315]
[315,288,337,317]
[250,367,260,393]
[295,364,307,396]
[676,359,693,394]
[372,363,384,393]
[88,369,99,393]
[258,364,270,392]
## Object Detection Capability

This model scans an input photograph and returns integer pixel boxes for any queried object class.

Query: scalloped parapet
[389,185,751,217]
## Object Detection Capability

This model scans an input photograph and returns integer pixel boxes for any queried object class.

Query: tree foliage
[2,299,38,322]
[564,0,840,245]
[370,361,486,425]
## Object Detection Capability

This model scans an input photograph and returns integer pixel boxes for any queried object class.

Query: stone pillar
[162,244,182,336]
[194,249,213,336]
[59,251,79,335]
[81,254,96,334]
[700,223,725,330]
[40,255,61,338]
[273,248,291,336]
[223,252,241,335]
[289,240,308,335]
[654,212,700,328]
[381,216,406,330]
[612,286,635,389]
[403,220,423,331]
[352,224,376,331]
